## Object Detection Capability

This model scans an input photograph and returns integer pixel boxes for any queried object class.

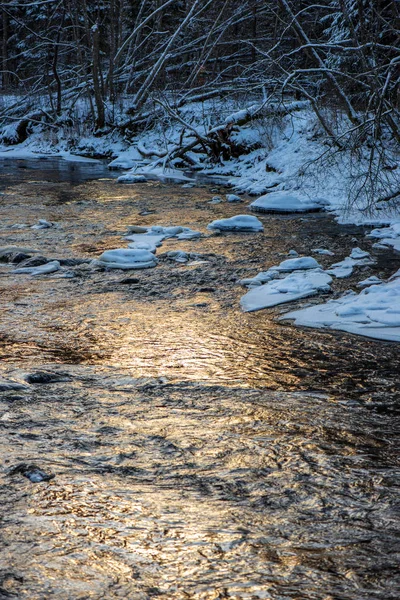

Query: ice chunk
[12,260,61,276]
[177,229,201,240]
[118,166,195,183]
[97,249,158,269]
[357,276,382,288]
[165,251,189,263]
[274,256,321,272]
[350,247,370,260]
[125,233,165,253]
[366,222,400,253]
[281,275,400,342]
[117,174,147,183]
[312,248,335,256]
[239,270,279,288]
[250,192,325,213]
[240,270,332,312]
[126,226,148,234]
[31,219,54,229]
[207,215,263,232]
[327,251,374,278]
[226,194,242,203]
[125,227,201,248]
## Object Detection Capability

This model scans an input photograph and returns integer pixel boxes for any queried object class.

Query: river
[0,158,399,599]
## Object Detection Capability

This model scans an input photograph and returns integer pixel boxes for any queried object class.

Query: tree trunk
[92,22,105,129]
[2,9,9,90]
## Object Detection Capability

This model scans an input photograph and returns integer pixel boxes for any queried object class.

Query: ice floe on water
[241,270,332,312]
[96,249,158,270]
[207,215,263,232]
[281,274,400,342]
[326,248,374,278]
[249,192,327,214]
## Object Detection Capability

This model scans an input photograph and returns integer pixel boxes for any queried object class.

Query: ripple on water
[0,161,399,599]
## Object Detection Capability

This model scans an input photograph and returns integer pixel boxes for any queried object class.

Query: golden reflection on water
[1,160,399,599]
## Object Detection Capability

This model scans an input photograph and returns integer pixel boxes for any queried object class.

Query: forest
[1,1,399,209]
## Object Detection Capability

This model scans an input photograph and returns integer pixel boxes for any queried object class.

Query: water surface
[0,160,399,599]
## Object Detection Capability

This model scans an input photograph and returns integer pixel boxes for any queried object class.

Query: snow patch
[249,192,326,214]
[207,215,263,232]
[326,249,374,278]
[281,277,400,342]
[96,249,158,270]
[12,260,61,276]
[241,270,332,312]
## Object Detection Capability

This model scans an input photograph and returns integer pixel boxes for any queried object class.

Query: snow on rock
[12,260,61,276]
[125,226,201,250]
[274,256,321,272]
[281,277,400,342]
[118,166,195,183]
[128,240,159,253]
[31,219,55,230]
[326,249,374,278]
[249,192,326,214]
[226,194,242,203]
[207,215,263,232]
[389,268,400,280]
[357,276,383,288]
[239,270,279,288]
[126,226,148,234]
[209,196,222,204]
[126,234,165,253]
[117,174,147,183]
[0,246,38,263]
[240,270,332,312]
[108,147,144,169]
[0,379,29,392]
[96,249,158,270]
[165,251,190,263]
[350,247,370,260]
[312,248,335,256]
[177,229,201,240]
[367,221,400,253]
[288,249,299,257]
[9,223,29,230]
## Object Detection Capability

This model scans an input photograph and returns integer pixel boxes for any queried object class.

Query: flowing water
[0,159,399,599]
